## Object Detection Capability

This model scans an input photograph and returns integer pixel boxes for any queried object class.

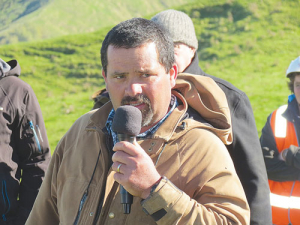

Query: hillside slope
[0,0,195,45]
[0,0,50,31]
[1,0,300,151]
[180,0,300,129]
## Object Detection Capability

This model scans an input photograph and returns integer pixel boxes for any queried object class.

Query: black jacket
[0,59,51,224]
[185,53,272,225]
[260,97,300,181]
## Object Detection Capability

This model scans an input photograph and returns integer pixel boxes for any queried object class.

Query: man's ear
[102,70,109,92]
[102,70,107,82]
[191,47,196,55]
[170,64,178,88]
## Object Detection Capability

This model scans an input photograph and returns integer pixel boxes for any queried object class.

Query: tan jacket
[26,74,249,225]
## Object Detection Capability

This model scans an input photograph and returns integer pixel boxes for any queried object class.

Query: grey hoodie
[0,58,51,225]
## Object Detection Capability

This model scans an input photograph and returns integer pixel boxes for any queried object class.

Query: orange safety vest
[269,105,300,225]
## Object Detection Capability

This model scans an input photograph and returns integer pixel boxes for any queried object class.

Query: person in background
[149,9,271,225]
[260,56,300,225]
[26,18,250,224]
[0,58,51,225]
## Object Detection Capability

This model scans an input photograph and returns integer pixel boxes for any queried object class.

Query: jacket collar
[89,101,113,132]
[283,97,300,122]
[88,72,232,146]
[173,73,232,144]
[87,94,186,142]
[183,52,205,75]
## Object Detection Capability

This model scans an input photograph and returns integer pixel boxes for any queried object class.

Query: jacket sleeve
[142,129,250,225]
[15,87,51,224]
[25,142,60,225]
[284,145,300,169]
[228,92,271,225]
[260,114,300,181]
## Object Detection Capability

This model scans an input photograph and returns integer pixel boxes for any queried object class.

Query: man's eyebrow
[135,69,153,74]
[110,72,128,76]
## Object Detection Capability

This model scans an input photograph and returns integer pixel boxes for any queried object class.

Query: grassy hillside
[180,0,300,129]
[1,0,300,153]
[0,0,195,45]
[0,29,108,150]
[0,0,50,31]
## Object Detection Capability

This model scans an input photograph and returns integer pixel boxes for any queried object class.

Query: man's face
[103,42,177,131]
[294,75,300,106]
[174,42,196,73]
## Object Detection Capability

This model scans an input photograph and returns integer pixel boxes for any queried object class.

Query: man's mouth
[121,95,150,112]
[128,102,146,110]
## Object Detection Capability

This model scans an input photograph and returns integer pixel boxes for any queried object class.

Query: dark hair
[101,18,174,74]
[287,72,300,93]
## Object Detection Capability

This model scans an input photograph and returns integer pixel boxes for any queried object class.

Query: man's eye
[115,75,125,79]
[141,74,151,78]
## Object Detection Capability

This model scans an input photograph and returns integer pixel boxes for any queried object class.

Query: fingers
[117,163,122,173]
[112,148,130,163]
[111,142,140,177]
[112,141,139,156]
[112,162,125,174]
[112,141,142,167]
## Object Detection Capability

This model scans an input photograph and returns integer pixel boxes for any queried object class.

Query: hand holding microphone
[112,105,141,214]
[112,105,161,213]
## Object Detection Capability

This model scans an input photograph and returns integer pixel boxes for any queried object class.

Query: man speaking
[26,18,249,224]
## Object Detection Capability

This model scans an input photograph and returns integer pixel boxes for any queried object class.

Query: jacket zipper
[73,144,103,225]
[36,124,44,142]
[92,134,114,225]
[74,191,88,225]
[92,187,106,225]
[29,121,42,152]
[1,180,10,221]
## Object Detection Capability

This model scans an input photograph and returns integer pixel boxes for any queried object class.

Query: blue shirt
[105,95,178,146]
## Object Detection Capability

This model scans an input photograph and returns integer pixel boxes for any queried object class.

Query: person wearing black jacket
[150,9,272,225]
[260,56,300,224]
[0,58,51,224]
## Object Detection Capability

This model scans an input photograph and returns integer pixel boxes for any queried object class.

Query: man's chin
[141,112,153,127]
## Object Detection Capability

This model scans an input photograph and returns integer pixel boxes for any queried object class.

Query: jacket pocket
[1,180,11,222]
[58,178,92,225]
[29,120,42,152]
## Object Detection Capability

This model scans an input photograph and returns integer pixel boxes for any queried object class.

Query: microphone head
[112,105,142,135]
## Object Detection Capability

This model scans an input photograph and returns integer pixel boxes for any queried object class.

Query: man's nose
[125,82,143,97]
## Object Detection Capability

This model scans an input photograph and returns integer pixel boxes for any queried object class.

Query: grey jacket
[0,59,51,224]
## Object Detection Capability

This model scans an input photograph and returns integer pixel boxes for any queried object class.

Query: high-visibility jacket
[269,104,300,225]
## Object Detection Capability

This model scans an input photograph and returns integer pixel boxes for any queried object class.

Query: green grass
[0,28,110,149]
[0,0,49,31]
[0,0,196,45]
[1,0,300,153]
[179,0,300,133]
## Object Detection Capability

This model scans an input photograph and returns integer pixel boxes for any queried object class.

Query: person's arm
[25,143,60,225]
[142,176,247,225]
[229,92,271,225]
[279,145,300,169]
[260,114,300,181]
[15,87,51,224]
[113,129,250,224]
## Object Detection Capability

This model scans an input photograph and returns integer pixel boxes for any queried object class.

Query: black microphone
[112,105,142,214]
